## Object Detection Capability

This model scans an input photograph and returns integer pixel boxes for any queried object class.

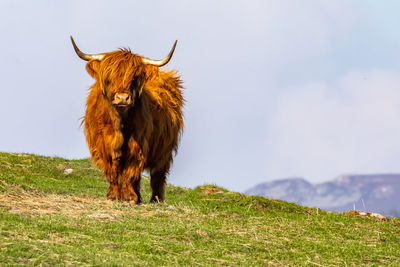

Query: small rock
[63,168,73,175]
[167,205,178,211]
[343,210,389,221]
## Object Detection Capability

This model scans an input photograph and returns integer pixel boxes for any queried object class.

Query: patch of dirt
[199,185,225,195]
[0,191,123,220]
[0,186,198,222]
[343,210,389,221]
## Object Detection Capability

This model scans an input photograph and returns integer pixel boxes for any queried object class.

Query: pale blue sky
[1,1,399,191]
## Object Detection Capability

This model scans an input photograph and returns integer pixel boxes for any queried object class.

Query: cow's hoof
[106,184,119,201]
[119,185,139,203]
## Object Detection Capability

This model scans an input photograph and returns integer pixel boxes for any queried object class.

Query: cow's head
[71,36,177,113]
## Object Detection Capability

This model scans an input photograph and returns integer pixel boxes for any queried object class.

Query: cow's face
[71,36,177,113]
[85,52,157,113]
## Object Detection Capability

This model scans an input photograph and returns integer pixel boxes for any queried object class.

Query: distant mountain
[245,174,400,217]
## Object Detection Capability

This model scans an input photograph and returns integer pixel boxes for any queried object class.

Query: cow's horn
[142,40,177,67]
[70,36,105,61]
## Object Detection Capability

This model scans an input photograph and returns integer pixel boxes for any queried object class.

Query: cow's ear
[86,60,101,79]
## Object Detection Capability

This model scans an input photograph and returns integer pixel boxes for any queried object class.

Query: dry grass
[0,190,122,220]
[198,185,225,195]
[0,184,197,223]
[343,210,389,221]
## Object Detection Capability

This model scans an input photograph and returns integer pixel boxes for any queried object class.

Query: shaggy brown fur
[80,49,184,203]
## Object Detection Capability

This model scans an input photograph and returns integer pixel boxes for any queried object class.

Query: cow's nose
[113,93,132,106]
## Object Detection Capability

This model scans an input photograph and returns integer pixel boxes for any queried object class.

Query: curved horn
[70,36,104,61]
[142,40,178,67]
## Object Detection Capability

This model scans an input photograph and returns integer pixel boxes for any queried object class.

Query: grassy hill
[0,152,399,266]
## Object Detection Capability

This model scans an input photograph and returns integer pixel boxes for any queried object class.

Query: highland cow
[70,36,184,203]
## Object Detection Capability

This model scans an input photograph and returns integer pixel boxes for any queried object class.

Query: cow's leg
[132,175,142,204]
[105,161,119,201]
[119,176,140,203]
[118,138,144,203]
[119,181,139,203]
[150,167,168,203]
[106,182,119,200]
[119,167,141,204]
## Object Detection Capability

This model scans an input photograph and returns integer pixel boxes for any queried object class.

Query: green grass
[0,152,399,266]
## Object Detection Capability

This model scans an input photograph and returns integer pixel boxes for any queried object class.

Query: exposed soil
[0,190,123,220]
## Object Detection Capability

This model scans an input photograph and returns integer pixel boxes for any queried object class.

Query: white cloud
[265,69,400,183]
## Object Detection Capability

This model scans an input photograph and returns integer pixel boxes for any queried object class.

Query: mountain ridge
[245,174,400,217]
